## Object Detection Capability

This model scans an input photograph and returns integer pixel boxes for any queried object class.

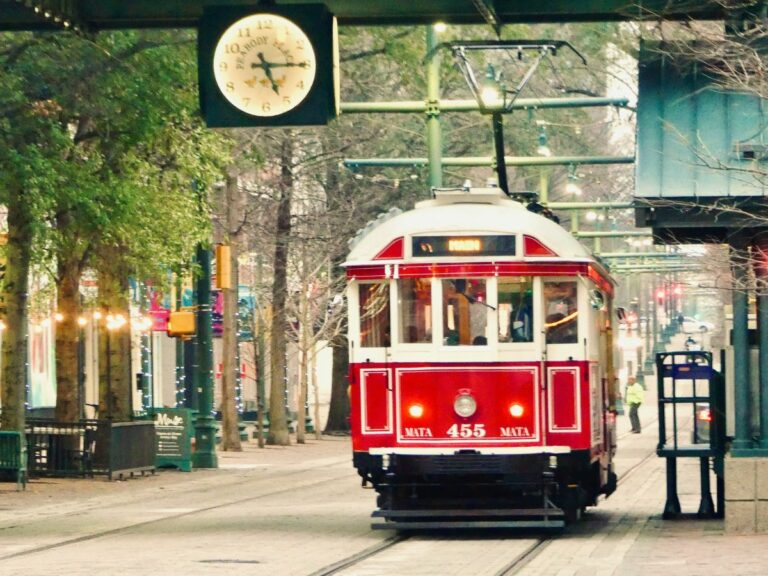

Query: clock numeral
[283,96,291,106]
[238,27,251,39]
[225,42,241,54]
[297,81,305,89]
[226,81,235,93]
[219,62,228,72]
[256,19,273,30]
[296,39,305,50]
[301,60,312,69]
[262,102,271,112]
[243,98,251,107]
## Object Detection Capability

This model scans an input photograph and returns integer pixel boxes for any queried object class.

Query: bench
[0,431,27,491]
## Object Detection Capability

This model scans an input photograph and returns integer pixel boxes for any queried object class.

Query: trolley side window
[359,283,390,348]
[442,278,488,346]
[399,278,432,343]
[544,281,578,344]
[498,278,534,343]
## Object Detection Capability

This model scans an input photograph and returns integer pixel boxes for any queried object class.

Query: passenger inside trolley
[544,281,578,344]
[443,278,488,346]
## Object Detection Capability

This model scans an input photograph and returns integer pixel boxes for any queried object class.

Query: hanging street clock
[199,4,339,127]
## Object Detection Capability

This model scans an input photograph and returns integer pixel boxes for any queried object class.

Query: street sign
[153,408,194,472]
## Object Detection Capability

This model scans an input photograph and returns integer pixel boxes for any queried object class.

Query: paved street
[1,396,766,575]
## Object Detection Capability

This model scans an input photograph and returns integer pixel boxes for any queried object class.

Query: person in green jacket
[626,376,645,433]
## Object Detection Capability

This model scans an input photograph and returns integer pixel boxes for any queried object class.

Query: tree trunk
[267,134,293,446]
[322,139,351,434]
[221,172,242,451]
[311,345,322,440]
[55,253,82,422]
[0,186,33,432]
[97,245,133,421]
[324,335,350,434]
[296,280,309,444]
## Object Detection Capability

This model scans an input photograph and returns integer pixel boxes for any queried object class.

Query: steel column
[759,279,768,449]
[731,244,752,451]
[426,26,442,189]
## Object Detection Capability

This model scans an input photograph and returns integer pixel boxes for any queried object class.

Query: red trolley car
[345,186,618,529]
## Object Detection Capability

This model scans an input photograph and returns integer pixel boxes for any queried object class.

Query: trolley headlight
[509,403,525,418]
[454,393,477,418]
[408,404,424,418]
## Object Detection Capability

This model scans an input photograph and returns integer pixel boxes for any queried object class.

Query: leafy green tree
[0,30,229,426]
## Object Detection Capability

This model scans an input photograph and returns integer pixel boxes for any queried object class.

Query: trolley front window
[412,235,516,257]
[399,278,432,343]
[359,283,390,348]
[544,281,578,344]
[442,278,488,346]
[499,277,534,343]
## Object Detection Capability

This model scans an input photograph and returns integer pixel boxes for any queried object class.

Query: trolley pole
[193,244,218,468]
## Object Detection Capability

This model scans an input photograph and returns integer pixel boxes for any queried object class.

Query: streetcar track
[0,469,351,563]
[495,537,551,576]
[306,535,408,576]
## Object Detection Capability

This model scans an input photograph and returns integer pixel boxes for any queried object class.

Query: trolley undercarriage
[355,450,616,529]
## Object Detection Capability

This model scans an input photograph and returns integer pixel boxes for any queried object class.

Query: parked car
[681,316,715,334]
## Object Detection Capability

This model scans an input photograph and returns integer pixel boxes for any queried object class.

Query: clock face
[212,14,317,117]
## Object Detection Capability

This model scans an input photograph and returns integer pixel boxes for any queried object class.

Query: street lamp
[536,122,552,157]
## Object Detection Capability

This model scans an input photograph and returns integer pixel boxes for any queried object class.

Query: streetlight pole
[193,244,218,468]
[426,25,443,189]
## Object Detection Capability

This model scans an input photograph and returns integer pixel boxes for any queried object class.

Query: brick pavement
[3,342,768,575]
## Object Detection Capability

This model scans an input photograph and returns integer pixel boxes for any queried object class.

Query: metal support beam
[549,201,633,210]
[598,252,687,259]
[344,155,634,168]
[341,96,629,114]
[612,266,699,273]
[574,230,651,238]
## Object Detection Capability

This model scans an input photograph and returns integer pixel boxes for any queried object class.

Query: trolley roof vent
[429,186,513,206]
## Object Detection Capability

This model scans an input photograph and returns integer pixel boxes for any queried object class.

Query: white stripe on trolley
[368,446,571,456]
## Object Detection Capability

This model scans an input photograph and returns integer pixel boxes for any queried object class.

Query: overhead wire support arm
[428,40,588,112]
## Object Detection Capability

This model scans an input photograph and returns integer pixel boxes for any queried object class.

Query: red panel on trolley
[549,368,579,431]
[361,370,391,432]
[523,235,556,256]
[396,366,540,444]
[373,237,404,260]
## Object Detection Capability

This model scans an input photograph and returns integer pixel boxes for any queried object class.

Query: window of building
[442,278,488,345]
[499,277,534,343]
[399,278,432,343]
[359,283,390,347]
[544,280,578,344]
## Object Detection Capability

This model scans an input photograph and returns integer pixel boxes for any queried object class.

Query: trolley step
[372,507,565,530]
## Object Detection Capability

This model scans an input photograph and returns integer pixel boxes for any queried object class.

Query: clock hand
[251,52,280,94]
[268,61,310,69]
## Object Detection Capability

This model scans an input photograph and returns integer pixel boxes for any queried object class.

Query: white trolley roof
[345,187,592,266]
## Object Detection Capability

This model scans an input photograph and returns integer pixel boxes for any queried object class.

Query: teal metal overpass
[0,0,743,32]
